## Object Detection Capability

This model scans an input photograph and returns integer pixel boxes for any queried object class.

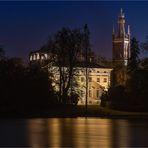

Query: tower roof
[119,8,125,18]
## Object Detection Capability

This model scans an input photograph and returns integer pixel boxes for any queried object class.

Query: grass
[1,104,148,118]
[75,105,148,118]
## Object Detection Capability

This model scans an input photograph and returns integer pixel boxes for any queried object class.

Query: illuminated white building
[76,67,112,105]
[29,51,112,105]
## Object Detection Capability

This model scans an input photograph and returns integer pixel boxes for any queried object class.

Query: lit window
[104,78,107,82]
[30,56,32,61]
[33,54,36,60]
[81,77,84,82]
[97,78,100,82]
[89,77,92,82]
[44,53,48,59]
[37,53,40,60]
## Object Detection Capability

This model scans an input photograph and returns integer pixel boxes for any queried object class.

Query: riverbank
[75,105,148,119]
[1,105,148,119]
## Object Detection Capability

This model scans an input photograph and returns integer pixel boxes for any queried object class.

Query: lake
[0,118,148,147]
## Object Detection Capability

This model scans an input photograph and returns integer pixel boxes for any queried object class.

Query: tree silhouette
[127,37,140,73]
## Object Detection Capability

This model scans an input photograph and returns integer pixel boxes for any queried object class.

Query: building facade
[76,67,112,105]
[29,51,112,105]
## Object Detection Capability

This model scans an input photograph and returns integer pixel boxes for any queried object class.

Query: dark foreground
[1,105,148,119]
[0,118,148,147]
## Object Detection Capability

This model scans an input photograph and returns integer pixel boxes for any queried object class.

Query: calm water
[0,118,148,147]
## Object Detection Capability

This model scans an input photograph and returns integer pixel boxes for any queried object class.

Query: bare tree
[49,27,86,104]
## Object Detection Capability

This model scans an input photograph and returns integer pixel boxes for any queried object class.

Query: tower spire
[118,8,125,36]
[120,8,123,16]
[128,25,130,35]
[120,8,124,17]
[112,24,115,34]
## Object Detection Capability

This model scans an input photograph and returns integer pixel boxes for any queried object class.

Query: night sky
[0,1,148,62]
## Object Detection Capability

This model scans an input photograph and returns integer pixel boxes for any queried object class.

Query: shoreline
[1,106,148,119]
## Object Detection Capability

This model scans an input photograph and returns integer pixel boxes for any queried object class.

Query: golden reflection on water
[27,118,131,147]
[74,118,112,148]
[48,118,61,147]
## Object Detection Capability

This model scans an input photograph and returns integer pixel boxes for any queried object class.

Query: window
[81,77,84,82]
[96,90,99,98]
[33,54,36,60]
[97,71,100,73]
[89,90,92,97]
[104,78,107,83]
[81,70,84,73]
[41,56,44,60]
[89,100,92,104]
[89,77,92,82]
[97,78,100,82]
[104,71,106,73]
[30,56,32,61]
[37,53,40,60]
[81,90,84,97]
[44,53,48,59]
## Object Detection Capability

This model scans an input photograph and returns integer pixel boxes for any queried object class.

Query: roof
[51,61,112,69]
[75,61,112,69]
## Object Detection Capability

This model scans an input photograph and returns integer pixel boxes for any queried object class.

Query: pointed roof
[119,8,125,18]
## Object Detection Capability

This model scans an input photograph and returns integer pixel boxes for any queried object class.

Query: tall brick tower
[112,8,130,67]
[112,9,131,86]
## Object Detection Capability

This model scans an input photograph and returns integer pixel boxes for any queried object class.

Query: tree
[140,36,148,70]
[141,36,148,51]
[0,53,57,114]
[141,58,148,70]
[83,24,91,114]
[95,55,112,67]
[125,37,148,110]
[48,27,88,104]
[0,47,5,60]
[127,37,140,73]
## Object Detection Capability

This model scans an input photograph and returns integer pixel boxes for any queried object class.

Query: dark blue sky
[0,1,148,61]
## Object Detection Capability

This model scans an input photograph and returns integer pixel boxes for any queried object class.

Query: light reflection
[110,119,130,147]
[116,120,130,147]
[1,118,148,147]
[73,118,112,148]
[48,118,61,147]
[27,118,132,147]
[27,119,48,147]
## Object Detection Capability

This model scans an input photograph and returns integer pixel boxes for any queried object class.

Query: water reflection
[27,119,49,147]
[0,119,28,146]
[110,119,130,147]
[0,118,148,147]
[27,118,113,147]
[74,119,112,147]
[27,118,148,147]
